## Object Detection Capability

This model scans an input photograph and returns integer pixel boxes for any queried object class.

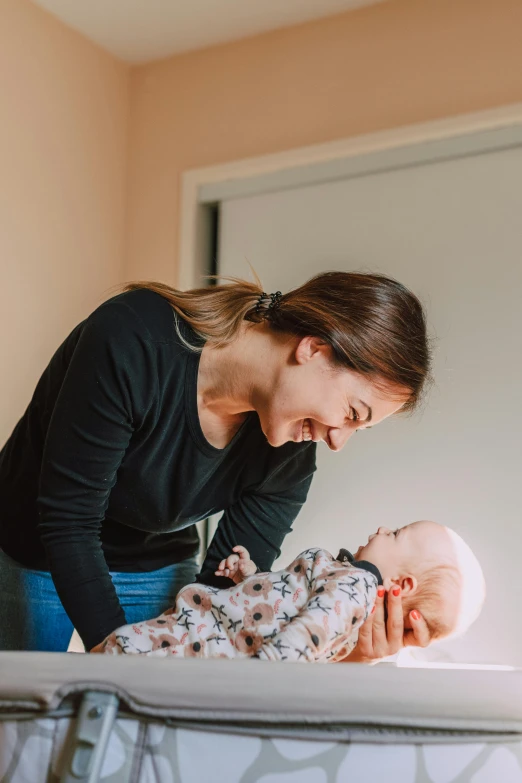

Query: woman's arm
[37,301,150,650]
[197,445,316,588]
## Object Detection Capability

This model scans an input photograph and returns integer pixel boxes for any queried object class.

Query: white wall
[219,142,522,666]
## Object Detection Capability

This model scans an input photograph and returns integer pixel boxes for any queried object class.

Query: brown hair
[402,564,462,641]
[124,271,431,412]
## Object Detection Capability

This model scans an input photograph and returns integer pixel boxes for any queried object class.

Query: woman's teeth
[302,419,312,441]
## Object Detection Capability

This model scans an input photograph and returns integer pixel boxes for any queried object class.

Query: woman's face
[257,336,408,449]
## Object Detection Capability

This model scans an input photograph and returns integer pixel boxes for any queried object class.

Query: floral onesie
[101,548,381,662]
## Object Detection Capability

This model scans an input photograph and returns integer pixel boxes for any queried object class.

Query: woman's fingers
[348,588,426,663]
[354,613,374,659]
[369,587,387,657]
[363,586,404,660]
[385,586,405,654]
[404,610,431,648]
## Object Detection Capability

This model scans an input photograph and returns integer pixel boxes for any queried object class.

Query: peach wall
[0,0,129,443]
[3,0,522,445]
[125,0,522,285]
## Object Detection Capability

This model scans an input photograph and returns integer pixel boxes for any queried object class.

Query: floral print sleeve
[255,550,378,662]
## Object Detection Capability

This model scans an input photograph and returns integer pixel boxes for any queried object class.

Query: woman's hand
[343,585,431,663]
[215,545,257,584]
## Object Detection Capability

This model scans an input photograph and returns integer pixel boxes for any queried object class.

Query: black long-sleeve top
[0,289,316,649]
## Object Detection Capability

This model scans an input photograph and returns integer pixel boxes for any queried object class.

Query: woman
[0,271,432,657]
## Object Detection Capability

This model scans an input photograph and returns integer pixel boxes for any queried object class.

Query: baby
[101,520,485,662]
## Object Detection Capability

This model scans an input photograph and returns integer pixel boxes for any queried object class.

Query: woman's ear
[294,336,329,365]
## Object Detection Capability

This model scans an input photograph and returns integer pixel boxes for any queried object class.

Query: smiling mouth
[301,419,333,447]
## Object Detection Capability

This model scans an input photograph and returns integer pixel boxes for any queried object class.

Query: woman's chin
[262,426,286,448]
[267,436,284,447]
[262,421,303,447]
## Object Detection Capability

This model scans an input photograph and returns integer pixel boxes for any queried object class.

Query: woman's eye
[350,407,359,422]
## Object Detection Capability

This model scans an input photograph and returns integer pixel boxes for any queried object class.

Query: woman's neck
[197,323,281,419]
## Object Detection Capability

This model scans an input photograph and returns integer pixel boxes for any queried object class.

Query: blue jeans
[0,549,198,652]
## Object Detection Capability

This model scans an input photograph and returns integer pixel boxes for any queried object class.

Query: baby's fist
[215,545,257,583]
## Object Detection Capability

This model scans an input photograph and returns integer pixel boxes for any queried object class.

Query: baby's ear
[400,575,417,595]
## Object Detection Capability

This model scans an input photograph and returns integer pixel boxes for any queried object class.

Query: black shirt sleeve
[197,444,316,587]
[37,301,153,650]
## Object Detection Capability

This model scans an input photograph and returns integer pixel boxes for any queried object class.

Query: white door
[217,142,522,666]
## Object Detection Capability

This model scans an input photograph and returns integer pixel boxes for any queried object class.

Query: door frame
[177,103,522,290]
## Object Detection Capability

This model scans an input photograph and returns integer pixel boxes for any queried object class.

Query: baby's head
[355,521,485,641]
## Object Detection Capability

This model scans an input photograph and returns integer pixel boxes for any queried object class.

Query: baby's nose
[377,526,391,535]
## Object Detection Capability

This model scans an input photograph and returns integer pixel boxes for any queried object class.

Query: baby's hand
[215,545,257,584]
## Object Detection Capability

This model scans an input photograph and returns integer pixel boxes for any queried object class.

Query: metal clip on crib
[59,691,119,783]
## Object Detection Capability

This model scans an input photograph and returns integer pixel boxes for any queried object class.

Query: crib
[0,652,521,782]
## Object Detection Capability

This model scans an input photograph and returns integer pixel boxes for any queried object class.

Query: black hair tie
[253,291,282,318]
